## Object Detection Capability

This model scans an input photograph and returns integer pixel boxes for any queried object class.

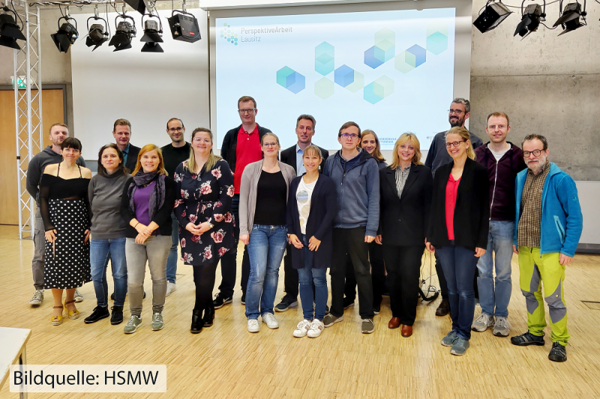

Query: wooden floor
[1,225,599,399]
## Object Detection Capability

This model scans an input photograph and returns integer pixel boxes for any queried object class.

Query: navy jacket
[124,144,141,173]
[286,174,337,269]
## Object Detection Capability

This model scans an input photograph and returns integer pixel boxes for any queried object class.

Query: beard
[449,116,465,127]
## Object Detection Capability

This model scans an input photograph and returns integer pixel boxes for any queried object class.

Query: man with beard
[424,98,484,317]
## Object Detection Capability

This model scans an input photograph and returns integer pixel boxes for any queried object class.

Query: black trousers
[282,244,299,300]
[330,227,374,319]
[383,244,424,326]
[344,242,386,307]
[193,261,219,314]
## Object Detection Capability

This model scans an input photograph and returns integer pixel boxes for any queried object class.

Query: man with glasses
[323,122,379,334]
[275,114,329,312]
[472,112,526,337]
[511,134,582,363]
[424,98,484,317]
[161,118,191,297]
[215,96,272,308]
[113,118,140,172]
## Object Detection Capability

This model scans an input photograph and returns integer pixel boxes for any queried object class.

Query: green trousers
[518,246,569,346]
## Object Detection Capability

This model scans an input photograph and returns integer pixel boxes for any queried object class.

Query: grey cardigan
[239,160,296,236]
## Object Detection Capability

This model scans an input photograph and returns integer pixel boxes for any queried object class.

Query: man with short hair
[112,118,140,172]
[215,96,271,308]
[323,121,379,334]
[275,114,329,312]
[472,112,526,337]
[424,98,484,317]
[511,134,582,363]
[161,118,191,296]
[26,123,86,306]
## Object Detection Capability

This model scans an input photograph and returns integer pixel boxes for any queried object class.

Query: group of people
[25,96,583,363]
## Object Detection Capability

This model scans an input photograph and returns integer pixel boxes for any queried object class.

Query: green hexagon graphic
[363,76,394,104]
[346,71,364,93]
[314,77,334,99]
[395,51,414,74]
[375,28,395,47]
[427,21,448,37]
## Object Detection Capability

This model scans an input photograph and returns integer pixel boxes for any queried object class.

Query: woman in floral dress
[174,127,235,334]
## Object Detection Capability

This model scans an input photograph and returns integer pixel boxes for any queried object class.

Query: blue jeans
[477,220,514,318]
[90,238,127,307]
[166,212,179,283]
[297,235,328,321]
[245,225,288,320]
[436,244,479,340]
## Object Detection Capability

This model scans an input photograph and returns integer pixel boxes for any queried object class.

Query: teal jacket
[514,163,583,257]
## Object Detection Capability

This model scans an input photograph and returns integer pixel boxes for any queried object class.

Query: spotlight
[86,8,109,51]
[51,16,78,53]
[474,1,513,33]
[514,3,545,38]
[0,7,26,50]
[109,13,136,52]
[141,14,163,53]
[553,1,587,36]
[167,9,200,43]
[123,0,146,16]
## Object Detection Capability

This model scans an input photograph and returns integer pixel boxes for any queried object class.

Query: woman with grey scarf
[120,144,176,335]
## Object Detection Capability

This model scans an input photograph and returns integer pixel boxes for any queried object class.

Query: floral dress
[174,158,235,266]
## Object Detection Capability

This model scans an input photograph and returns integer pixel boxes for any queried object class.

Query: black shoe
[84,306,109,324]
[435,298,450,317]
[213,293,233,309]
[203,305,215,328]
[143,291,146,299]
[373,306,380,315]
[191,310,203,334]
[110,292,115,300]
[241,293,246,305]
[511,332,545,347]
[275,297,298,312]
[343,297,355,310]
[325,304,330,314]
[548,342,567,362]
[110,306,124,325]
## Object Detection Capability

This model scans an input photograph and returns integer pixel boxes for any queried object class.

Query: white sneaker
[29,289,44,306]
[307,319,324,338]
[293,319,311,338]
[166,282,177,297]
[472,313,495,332]
[262,313,279,329]
[74,289,84,303]
[247,319,260,333]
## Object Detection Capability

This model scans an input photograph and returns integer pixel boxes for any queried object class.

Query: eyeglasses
[448,109,465,115]
[238,109,256,114]
[168,127,183,132]
[340,133,359,139]
[523,149,544,157]
[262,142,278,147]
[446,140,466,149]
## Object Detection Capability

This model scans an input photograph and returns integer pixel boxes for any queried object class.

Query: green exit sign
[11,76,27,89]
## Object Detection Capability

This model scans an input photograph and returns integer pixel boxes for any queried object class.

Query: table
[0,327,31,399]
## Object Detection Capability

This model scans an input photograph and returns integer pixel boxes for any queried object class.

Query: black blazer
[124,144,141,173]
[427,157,489,251]
[379,164,432,247]
[281,144,329,173]
[286,175,337,269]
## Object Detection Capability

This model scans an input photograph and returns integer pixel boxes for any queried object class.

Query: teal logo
[220,23,238,46]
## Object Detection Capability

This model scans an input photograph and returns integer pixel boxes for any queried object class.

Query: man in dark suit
[112,118,140,172]
[275,114,329,312]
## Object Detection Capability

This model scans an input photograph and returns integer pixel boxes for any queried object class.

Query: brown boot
[435,298,450,317]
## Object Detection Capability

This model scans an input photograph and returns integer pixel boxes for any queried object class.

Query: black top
[253,170,287,226]
[161,142,191,179]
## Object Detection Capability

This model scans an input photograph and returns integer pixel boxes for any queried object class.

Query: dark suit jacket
[281,144,329,174]
[286,174,337,269]
[427,157,490,251]
[124,144,141,173]
[379,164,432,247]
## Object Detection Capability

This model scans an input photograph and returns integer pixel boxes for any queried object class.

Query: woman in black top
[376,133,432,337]
[40,137,93,326]
[426,126,489,356]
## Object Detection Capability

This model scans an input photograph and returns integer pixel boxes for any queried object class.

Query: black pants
[282,244,299,300]
[193,261,218,315]
[383,244,424,326]
[344,242,386,307]
[330,227,374,319]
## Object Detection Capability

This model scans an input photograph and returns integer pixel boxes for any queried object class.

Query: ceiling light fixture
[51,7,78,53]
[514,1,546,38]
[0,4,26,50]
[474,1,513,33]
[141,13,164,53]
[553,1,587,36]
[168,0,200,43]
[86,5,109,51]
[109,5,136,52]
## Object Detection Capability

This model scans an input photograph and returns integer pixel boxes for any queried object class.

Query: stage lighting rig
[140,13,163,52]
[0,5,26,50]
[109,6,136,52]
[51,7,78,53]
[86,6,109,51]
[514,2,546,38]
[167,1,200,43]
[474,1,513,33]
[553,1,587,35]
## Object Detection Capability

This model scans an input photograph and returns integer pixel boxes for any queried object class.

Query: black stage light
[86,9,110,51]
[553,2,587,36]
[123,0,146,16]
[168,10,200,43]
[0,7,26,50]
[109,14,136,52]
[474,1,513,33]
[141,15,163,53]
[514,3,545,38]
[51,16,78,53]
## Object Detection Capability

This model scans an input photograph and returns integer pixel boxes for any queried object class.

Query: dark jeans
[282,244,299,300]
[434,252,449,299]
[344,241,386,308]
[383,244,424,326]
[218,194,251,298]
[330,227,374,319]
[436,245,479,340]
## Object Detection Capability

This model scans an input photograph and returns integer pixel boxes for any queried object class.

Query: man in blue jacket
[511,134,583,363]
[322,121,380,334]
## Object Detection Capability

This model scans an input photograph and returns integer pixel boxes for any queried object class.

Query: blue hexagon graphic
[334,65,354,88]
[364,46,384,69]
[363,76,394,105]
[406,45,426,68]
[315,42,335,76]
[276,67,305,94]
[427,31,448,55]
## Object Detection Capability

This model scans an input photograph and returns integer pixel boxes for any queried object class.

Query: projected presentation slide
[215,8,456,150]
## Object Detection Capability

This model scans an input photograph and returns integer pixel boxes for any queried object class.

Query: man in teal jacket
[511,134,583,363]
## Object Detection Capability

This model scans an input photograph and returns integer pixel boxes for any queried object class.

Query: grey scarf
[128,172,166,221]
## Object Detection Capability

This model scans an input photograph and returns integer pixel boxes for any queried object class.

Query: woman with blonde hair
[120,144,176,334]
[376,133,432,337]
[174,128,235,334]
